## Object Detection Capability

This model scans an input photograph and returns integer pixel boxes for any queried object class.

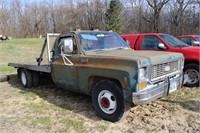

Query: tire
[92,80,126,122]
[0,75,9,82]
[184,64,200,87]
[17,69,21,79]
[32,71,39,87]
[20,69,33,88]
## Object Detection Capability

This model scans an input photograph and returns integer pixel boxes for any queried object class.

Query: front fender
[78,68,137,102]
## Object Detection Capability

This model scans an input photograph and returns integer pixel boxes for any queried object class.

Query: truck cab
[177,35,200,46]
[121,33,200,87]
[9,31,184,122]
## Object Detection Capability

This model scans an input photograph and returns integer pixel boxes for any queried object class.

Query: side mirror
[191,41,200,46]
[158,43,167,50]
[123,38,130,45]
[62,38,73,54]
[126,40,130,46]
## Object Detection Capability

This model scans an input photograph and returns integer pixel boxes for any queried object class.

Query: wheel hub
[98,90,117,114]
[21,72,27,85]
[101,97,110,108]
[186,69,199,84]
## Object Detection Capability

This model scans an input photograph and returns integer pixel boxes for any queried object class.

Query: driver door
[51,34,79,90]
[141,35,163,50]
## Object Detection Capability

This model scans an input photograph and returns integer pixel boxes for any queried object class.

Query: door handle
[80,58,88,63]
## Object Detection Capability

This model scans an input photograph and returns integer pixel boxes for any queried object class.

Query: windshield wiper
[86,47,129,52]
[115,47,129,50]
[94,49,106,52]
[89,49,108,52]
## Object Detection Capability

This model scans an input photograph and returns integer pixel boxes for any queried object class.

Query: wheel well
[185,60,199,66]
[88,76,122,95]
[17,68,22,79]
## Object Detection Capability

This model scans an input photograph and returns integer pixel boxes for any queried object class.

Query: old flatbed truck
[9,30,185,122]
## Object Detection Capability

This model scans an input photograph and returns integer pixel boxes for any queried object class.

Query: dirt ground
[0,75,200,133]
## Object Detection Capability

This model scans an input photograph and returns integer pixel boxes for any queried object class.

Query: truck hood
[86,49,183,65]
[178,46,200,51]
[174,46,200,61]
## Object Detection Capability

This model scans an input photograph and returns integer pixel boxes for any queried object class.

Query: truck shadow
[7,74,101,121]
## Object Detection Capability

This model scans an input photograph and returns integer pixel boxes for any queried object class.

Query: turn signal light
[138,82,147,91]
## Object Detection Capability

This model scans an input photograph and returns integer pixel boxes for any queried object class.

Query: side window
[180,37,193,46]
[58,38,66,53]
[142,36,162,50]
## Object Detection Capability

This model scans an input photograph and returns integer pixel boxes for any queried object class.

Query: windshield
[195,36,200,41]
[78,32,129,52]
[160,34,189,48]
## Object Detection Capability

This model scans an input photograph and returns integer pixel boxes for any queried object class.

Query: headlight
[178,58,184,70]
[138,67,149,91]
[181,58,184,69]
[139,67,147,80]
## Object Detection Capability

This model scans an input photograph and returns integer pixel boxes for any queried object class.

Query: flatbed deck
[8,61,51,73]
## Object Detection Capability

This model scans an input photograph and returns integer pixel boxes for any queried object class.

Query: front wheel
[92,80,126,122]
[184,64,200,87]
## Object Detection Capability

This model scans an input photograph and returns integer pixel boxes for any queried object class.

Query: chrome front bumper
[132,74,184,105]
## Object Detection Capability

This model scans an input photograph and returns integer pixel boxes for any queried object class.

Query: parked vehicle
[121,33,199,87]
[177,35,200,46]
[9,31,185,122]
[0,34,9,41]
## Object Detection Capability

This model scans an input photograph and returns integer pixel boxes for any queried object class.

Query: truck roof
[121,33,165,36]
[69,30,116,35]
[177,35,200,38]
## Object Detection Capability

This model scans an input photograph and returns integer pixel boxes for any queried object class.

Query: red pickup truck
[121,33,200,87]
[177,35,200,46]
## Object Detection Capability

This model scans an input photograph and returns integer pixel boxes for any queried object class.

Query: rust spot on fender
[123,77,128,89]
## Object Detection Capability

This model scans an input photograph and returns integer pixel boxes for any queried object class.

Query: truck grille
[151,60,179,80]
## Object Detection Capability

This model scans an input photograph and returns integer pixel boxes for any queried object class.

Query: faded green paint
[51,31,183,102]
[51,53,138,96]
[51,54,79,89]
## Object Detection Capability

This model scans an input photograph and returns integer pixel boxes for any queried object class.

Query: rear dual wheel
[19,69,39,88]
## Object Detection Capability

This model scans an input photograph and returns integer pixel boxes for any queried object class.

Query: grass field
[0,38,44,75]
[0,38,200,133]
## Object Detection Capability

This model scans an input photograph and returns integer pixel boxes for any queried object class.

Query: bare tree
[165,0,190,35]
[0,0,14,36]
[184,3,199,34]
[30,4,48,37]
[124,0,145,33]
[0,0,199,37]
[145,0,170,32]
[76,0,106,30]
